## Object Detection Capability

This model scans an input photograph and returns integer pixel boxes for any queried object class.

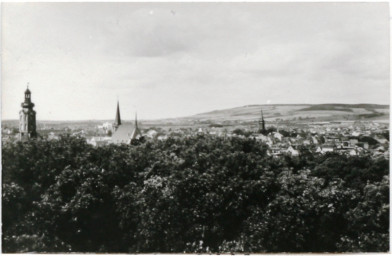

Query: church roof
[111,124,135,144]
[111,101,142,144]
[111,123,142,144]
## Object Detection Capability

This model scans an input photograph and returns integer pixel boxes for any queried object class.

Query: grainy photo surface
[1,2,390,253]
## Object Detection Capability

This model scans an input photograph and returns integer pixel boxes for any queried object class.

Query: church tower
[258,108,266,133]
[130,112,142,144]
[113,101,121,131]
[132,112,141,138]
[19,86,37,140]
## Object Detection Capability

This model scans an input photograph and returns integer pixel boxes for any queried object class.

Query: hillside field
[185,104,389,123]
[2,104,389,131]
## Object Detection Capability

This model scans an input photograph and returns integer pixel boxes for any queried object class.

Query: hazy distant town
[3,102,389,159]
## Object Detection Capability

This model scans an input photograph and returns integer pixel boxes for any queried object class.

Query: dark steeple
[259,108,266,133]
[134,112,138,129]
[22,84,34,108]
[113,101,121,131]
[130,111,142,144]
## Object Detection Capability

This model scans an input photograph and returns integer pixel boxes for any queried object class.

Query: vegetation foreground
[2,134,389,253]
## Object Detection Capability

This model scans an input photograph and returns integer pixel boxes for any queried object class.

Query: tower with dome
[19,85,37,140]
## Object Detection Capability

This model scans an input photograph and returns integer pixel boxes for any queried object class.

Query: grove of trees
[2,134,389,252]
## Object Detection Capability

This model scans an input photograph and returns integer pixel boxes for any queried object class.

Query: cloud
[2,2,389,120]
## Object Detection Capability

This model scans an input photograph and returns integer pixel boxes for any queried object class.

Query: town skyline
[2,92,389,122]
[2,2,389,120]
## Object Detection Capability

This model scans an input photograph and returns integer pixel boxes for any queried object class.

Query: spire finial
[135,112,138,128]
[27,82,29,89]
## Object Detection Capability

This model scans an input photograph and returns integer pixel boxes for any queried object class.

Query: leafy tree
[2,134,389,253]
[338,176,389,252]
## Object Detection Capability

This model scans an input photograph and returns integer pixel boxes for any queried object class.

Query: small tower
[135,112,138,130]
[113,101,121,131]
[258,108,266,133]
[130,112,142,143]
[19,85,37,140]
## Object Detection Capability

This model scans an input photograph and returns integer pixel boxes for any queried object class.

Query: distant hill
[2,104,389,129]
[187,104,389,122]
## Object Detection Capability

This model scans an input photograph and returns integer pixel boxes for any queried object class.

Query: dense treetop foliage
[2,134,389,252]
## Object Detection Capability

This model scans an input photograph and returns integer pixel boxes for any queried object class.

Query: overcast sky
[2,2,390,120]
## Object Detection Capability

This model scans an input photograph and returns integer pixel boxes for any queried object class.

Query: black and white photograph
[1,2,390,253]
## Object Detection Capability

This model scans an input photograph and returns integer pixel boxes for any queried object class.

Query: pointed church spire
[259,108,266,133]
[130,111,142,143]
[115,101,121,125]
[113,101,121,131]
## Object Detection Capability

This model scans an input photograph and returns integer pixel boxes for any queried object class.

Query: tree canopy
[2,134,389,252]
